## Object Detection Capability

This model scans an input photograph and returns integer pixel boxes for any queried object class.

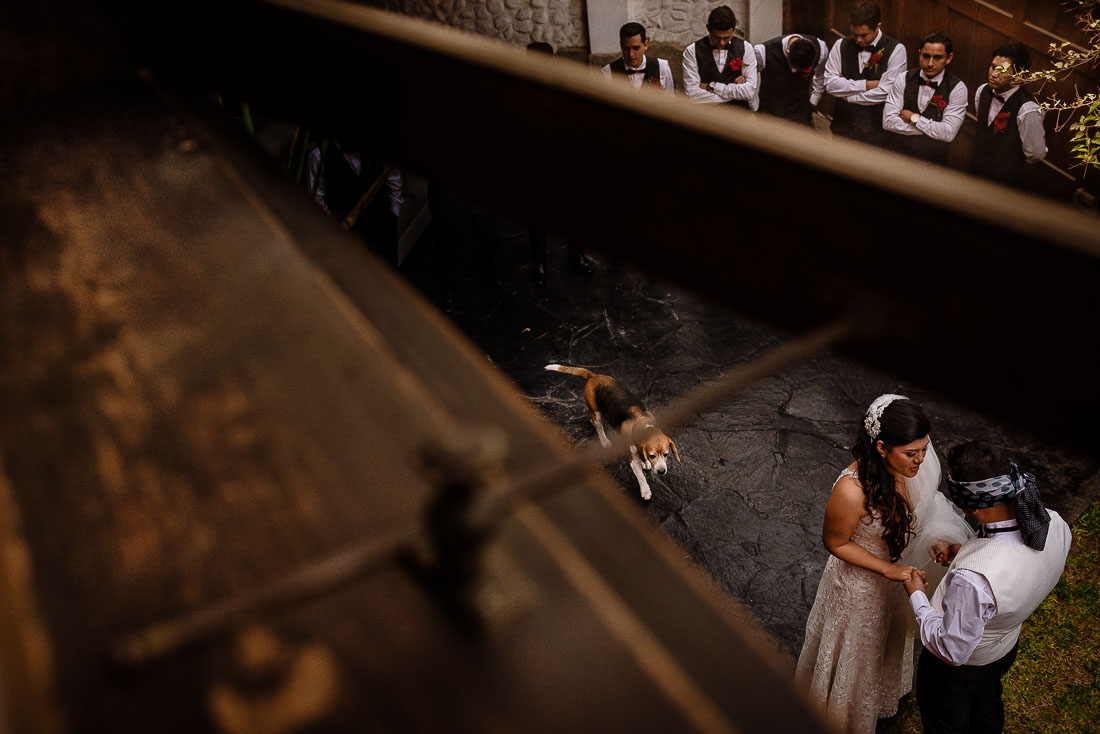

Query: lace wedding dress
[795,445,971,734]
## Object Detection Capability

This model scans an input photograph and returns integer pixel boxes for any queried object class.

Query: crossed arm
[882,77,968,141]
[824,40,906,103]
[683,43,759,104]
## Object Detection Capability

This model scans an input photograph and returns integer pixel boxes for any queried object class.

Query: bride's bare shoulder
[826,464,867,519]
[832,462,863,493]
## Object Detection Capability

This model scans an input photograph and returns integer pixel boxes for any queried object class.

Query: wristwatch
[707,81,717,93]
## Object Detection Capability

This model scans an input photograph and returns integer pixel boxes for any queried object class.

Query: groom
[902,442,1071,734]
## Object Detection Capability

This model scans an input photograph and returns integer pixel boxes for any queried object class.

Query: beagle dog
[545,364,680,500]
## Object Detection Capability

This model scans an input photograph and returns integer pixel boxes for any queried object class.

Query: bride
[795,394,973,734]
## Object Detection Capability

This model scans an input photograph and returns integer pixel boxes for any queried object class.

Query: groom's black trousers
[916,643,1019,734]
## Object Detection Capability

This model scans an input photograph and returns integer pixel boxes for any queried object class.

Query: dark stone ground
[390,211,1100,660]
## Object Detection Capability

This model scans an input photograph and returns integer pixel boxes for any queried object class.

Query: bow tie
[921,78,938,88]
[993,93,1006,103]
[978,523,1018,538]
[625,68,646,74]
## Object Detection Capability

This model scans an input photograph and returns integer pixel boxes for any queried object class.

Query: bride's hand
[902,567,928,595]
[884,564,925,582]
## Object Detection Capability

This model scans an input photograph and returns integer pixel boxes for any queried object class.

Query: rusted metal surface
[0,77,833,733]
[4,1,1100,731]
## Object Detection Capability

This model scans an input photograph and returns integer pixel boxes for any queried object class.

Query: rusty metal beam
[3,2,1099,731]
[0,57,835,734]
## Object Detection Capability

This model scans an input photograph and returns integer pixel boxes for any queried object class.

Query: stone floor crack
[602,309,617,344]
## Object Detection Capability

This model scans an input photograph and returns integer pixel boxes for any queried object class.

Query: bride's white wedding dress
[795,445,972,734]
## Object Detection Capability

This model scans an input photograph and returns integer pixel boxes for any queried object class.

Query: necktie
[921,78,938,88]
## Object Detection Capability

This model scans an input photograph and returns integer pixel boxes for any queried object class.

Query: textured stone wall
[368,0,750,51]
[374,0,589,48]
[625,0,749,46]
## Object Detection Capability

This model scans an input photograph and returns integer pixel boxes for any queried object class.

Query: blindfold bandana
[945,462,1051,550]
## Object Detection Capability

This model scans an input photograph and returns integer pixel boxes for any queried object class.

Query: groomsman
[682,5,757,108]
[903,442,1070,734]
[970,43,1047,186]
[602,22,675,94]
[752,33,828,125]
[825,1,906,147]
[882,31,967,165]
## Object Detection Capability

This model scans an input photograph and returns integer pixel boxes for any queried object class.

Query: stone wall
[625,0,748,46]
[367,0,752,52]
[373,0,589,49]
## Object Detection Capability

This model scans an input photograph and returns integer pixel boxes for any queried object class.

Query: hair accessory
[863,394,908,439]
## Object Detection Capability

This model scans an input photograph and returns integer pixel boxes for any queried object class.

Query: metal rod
[110,319,850,668]
[477,317,854,521]
[110,525,417,668]
[341,164,392,231]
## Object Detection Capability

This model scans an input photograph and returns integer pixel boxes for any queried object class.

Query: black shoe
[532,261,546,286]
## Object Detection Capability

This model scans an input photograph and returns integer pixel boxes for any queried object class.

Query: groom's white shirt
[907,520,1020,665]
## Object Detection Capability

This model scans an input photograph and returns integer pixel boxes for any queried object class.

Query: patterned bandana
[945,465,1021,509]
[946,462,1051,550]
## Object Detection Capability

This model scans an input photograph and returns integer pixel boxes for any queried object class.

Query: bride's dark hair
[852,399,930,562]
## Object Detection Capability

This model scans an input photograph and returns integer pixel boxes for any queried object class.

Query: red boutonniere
[863,47,884,71]
[993,111,1010,133]
[728,57,743,73]
[922,93,948,121]
[648,76,663,88]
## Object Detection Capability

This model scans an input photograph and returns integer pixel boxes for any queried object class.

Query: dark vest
[831,33,900,145]
[693,35,750,109]
[321,146,377,219]
[757,34,821,125]
[972,85,1032,185]
[886,68,962,164]
[838,34,899,82]
[609,55,662,87]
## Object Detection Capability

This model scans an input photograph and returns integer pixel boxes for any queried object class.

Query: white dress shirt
[601,56,676,94]
[882,69,968,141]
[974,83,1048,163]
[908,519,1023,666]
[751,34,828,112]
[682,39,759,104]
[824,29,907,105]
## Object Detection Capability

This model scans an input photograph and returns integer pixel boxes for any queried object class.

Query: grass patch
[1002,498,1100,732]
[880,497,1100,733]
